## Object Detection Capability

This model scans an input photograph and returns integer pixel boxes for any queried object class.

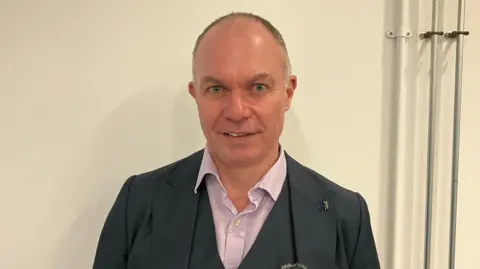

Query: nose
[223,90,251,121]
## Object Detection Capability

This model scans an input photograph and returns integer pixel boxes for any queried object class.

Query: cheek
[197,102,221,127]
[258,105,286,130]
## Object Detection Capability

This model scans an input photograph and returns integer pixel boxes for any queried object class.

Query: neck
[211,144,280,199]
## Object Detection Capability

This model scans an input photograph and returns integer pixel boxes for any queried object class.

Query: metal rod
[448,0,467,268]
[424,0,442,268]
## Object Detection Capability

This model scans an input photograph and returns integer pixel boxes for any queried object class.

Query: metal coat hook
[420,31,444,39]
[445,30,470,38]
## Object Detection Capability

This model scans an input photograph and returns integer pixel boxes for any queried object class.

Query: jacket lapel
[286,153,338,269]
[150,150,205,269]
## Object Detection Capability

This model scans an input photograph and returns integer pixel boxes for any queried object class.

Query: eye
[253,84,266,92]
[207,86,223,94]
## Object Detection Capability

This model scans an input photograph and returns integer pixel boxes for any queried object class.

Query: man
[92,12,381,269]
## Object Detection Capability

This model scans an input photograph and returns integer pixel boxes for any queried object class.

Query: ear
[284,75,297,111]
[188,81,197,99]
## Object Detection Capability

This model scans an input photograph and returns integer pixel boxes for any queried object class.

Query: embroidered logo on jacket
[280,263,307,269]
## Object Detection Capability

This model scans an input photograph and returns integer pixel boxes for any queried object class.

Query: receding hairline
[191,12,292,78]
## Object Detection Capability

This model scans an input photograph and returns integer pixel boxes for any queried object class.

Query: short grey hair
[191,12,292,79]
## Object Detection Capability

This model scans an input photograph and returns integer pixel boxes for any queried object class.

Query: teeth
[226,132,249,137]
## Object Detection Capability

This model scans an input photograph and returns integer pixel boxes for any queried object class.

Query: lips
[222,132,254,137]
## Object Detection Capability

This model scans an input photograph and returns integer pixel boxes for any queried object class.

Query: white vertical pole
[423,0,442,268]
[446,0,468,268]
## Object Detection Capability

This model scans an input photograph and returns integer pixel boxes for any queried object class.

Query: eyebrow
[247,72,276,85]
[199,76,222,86]
[199,72,276,86]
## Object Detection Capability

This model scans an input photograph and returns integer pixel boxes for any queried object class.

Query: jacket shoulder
[111,150,203,247]
[302,165,363,209]
[300,164,370,227]
[125,149,204,199]
[298,162,377,264]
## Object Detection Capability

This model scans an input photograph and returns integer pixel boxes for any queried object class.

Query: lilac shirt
[193,147,287,269]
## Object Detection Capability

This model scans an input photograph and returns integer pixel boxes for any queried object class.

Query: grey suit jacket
[92,149,381,269]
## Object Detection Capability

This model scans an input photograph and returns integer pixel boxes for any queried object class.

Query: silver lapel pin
[322,200,329,211]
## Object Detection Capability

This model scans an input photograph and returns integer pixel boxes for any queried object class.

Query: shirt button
[234,219,241,226]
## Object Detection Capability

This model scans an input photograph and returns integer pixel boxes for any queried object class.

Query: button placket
[224,214,247,268]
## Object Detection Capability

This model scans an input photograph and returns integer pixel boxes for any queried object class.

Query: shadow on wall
[378,0,398,267]
[281,108,310,165]
[52,87,203,269]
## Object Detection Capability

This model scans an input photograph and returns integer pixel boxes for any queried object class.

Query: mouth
[222,132,256,138]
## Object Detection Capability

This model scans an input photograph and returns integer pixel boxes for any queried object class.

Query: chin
[217,145,262,166]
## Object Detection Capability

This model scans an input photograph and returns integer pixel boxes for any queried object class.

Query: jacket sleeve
[349,193,381,269]
[92,176,136,269]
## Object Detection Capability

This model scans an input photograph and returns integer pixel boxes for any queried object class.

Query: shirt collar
[194,145,287,201]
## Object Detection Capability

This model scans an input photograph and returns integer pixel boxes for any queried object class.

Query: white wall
[0,0,477,268]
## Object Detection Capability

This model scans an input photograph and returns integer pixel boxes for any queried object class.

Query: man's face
[189,19,297,166]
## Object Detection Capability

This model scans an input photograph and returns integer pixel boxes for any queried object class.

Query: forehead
[194,18,286,83]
